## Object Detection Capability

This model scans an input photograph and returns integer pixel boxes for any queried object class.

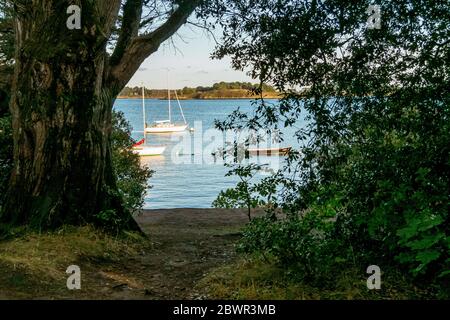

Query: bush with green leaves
[237,190,354,282]
[213,164,264,221]
[210,0,449,292]
[110,111,153,215]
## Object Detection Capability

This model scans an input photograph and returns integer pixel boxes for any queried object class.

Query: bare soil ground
[0,208,253,300]
[131,208,251,299]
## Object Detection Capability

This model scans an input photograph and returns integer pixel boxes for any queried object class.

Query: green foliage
[214,163,286,220]
[237,192,350,281]
[209,0,450,293]
[94,209,124,235]
[213,164,263,220]
[111,111,153,215]
[214,185,257,209]
[0,2,14,66]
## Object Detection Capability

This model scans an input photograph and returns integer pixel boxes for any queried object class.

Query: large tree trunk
[0,0,199,231]
[0,1,136,230]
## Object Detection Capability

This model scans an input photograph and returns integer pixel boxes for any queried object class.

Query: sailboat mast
[167,69,171,123]
[174,89,187,124]
[142,84,146,143]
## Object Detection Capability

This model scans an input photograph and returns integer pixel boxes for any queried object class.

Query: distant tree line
[119,81,278,98]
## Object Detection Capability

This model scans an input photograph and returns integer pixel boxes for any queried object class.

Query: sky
[127,24,254,90]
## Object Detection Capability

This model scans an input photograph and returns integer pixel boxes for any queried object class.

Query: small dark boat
[246,147,292,156]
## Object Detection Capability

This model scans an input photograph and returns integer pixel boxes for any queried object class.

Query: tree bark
[1,0,200,231]
[1,1,123,230]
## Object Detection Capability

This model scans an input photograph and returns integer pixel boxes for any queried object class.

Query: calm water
[114,99,301,209]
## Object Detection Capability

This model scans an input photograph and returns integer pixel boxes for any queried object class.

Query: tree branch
[109,0,143,66]
[108,0,201,90]
[97,0,122,40]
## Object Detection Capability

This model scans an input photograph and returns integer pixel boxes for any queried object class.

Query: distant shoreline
[116,95,280,100]
[118,82,281,100]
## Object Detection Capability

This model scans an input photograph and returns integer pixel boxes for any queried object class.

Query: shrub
[237,193,352,283]
[110,111,153,215]
[210,0,449,294]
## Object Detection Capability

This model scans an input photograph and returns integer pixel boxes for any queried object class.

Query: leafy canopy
[209,0,449,290]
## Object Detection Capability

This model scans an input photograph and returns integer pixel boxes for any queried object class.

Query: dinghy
[246,147,292,156]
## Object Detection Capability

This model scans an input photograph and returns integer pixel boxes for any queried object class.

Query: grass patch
[197,257,436,300]
[0,225,149,299]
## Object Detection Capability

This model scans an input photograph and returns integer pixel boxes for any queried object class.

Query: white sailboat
[145,71,188,133]
[133,144,166,157]
[132,85,166,156]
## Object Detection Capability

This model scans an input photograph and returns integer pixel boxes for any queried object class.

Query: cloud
[196,70,209,74]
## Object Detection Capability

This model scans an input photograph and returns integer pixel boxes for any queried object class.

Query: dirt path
[106,208,251,299]
[0,208,252,300]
